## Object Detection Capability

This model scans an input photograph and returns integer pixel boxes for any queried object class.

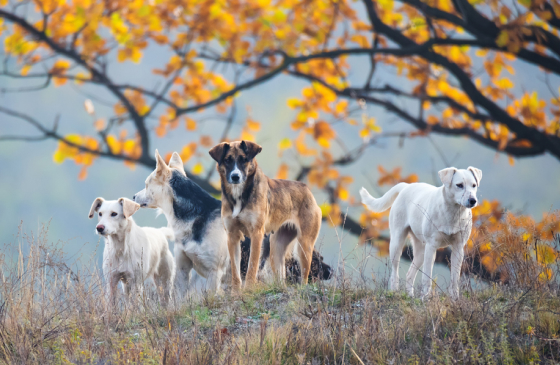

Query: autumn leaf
[246,118,261,131]
[94,119,105,131]
[185,118,197,131]
[278,138,292,150]
[192,162,204,175]
[276,163,289,179]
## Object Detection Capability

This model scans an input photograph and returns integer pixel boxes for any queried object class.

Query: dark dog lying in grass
[240,236,333,283]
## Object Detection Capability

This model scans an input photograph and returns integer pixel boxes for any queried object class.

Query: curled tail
[159,227,175,242]
[359,183,408,212]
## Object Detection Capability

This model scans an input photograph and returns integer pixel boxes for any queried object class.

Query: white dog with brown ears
[360,167,482,298]
[88,197,175,304]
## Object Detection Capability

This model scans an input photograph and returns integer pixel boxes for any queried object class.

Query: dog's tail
[159,227,175,242]
[359,183,407,212]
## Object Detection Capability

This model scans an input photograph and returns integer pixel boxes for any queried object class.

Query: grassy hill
[0,228,558,364]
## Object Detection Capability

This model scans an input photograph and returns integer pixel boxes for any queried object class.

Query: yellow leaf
[53,150,65,164]
[241,128,255,142]
[180,142,197,162]
[185,118,197,131]
[539,267,552,282]
[338,188,349,201]
[287,98,302,109]
[536,245,558,265]
[21,65,31,76]
[192,162,204,175]
[495,78,514,89]
[496,31,509,47]
[278,138,292,150]
[319,202,332,218]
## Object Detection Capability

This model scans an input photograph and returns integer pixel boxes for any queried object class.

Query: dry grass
[0,223,559,364]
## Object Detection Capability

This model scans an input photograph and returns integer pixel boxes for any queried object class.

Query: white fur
[133,151,229,295]
[230,183,243,218]
[360,167,482,298]
[90,198,175,303]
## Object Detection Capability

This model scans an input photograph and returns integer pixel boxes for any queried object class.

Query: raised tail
[359,183,408,213]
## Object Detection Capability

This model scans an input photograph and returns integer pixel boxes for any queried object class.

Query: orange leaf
[78,166,88,181]
[277,163,289,179]
[246,118,261,131]
[186,118,197,131]
[94,119,105,131]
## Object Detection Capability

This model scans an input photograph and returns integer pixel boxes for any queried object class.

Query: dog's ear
[240,140,262,160]
[438,167,457,186]
[88,197,104,218]
[155,149,171,177]
[118,198,140,219]
[168,152,186,176]
[468,166,482,186]
[209,142,230,163]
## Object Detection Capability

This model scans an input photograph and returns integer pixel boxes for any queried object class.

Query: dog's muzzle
[96,225,105,234]
[467,198,477,208]
[133,193,148,207]
[229,172,241,184]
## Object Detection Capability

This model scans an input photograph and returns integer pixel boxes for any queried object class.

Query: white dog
[360,167,482,298]
[88,197,176,303]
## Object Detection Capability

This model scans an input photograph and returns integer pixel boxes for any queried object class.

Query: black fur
[169,170,221,243]
[169,170,332,281]
[240,234,333,283]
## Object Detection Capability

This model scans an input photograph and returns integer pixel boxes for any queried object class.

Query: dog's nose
[231,173,240,183]
[468,198,477,207]
[132,194,136,201]
[96,225,105,233]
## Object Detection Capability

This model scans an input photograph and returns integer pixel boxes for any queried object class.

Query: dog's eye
[472,184,476,188]
[456,183,464,189]
[111,212,118,217]
[99,212,102,217]
[239,156,247,163]
[225,156,233,163]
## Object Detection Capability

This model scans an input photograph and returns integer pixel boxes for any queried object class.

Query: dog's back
[266,178,320,231]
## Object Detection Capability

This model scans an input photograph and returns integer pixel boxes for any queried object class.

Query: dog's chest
[229,185,244,218]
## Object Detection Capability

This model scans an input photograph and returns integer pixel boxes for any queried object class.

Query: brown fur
[209,140,322,290]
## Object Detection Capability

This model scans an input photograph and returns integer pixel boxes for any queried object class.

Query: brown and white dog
[209,140,322,290]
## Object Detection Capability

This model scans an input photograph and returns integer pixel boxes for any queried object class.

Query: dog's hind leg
[295,210,321,286]
[405,234,424,296]
[175,249,193,297]
[206,269,224,295]
[269,226,297,283]
[388,228,408,291]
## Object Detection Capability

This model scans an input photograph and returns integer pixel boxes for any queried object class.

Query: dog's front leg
[421,244,438,298]
[246,228,265,287]
[449,244,465,299]
[227,229,244,291]
[107,275,120,307]
[175,249,194,297]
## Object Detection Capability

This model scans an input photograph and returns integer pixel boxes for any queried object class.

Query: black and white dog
[133,150,332,294]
